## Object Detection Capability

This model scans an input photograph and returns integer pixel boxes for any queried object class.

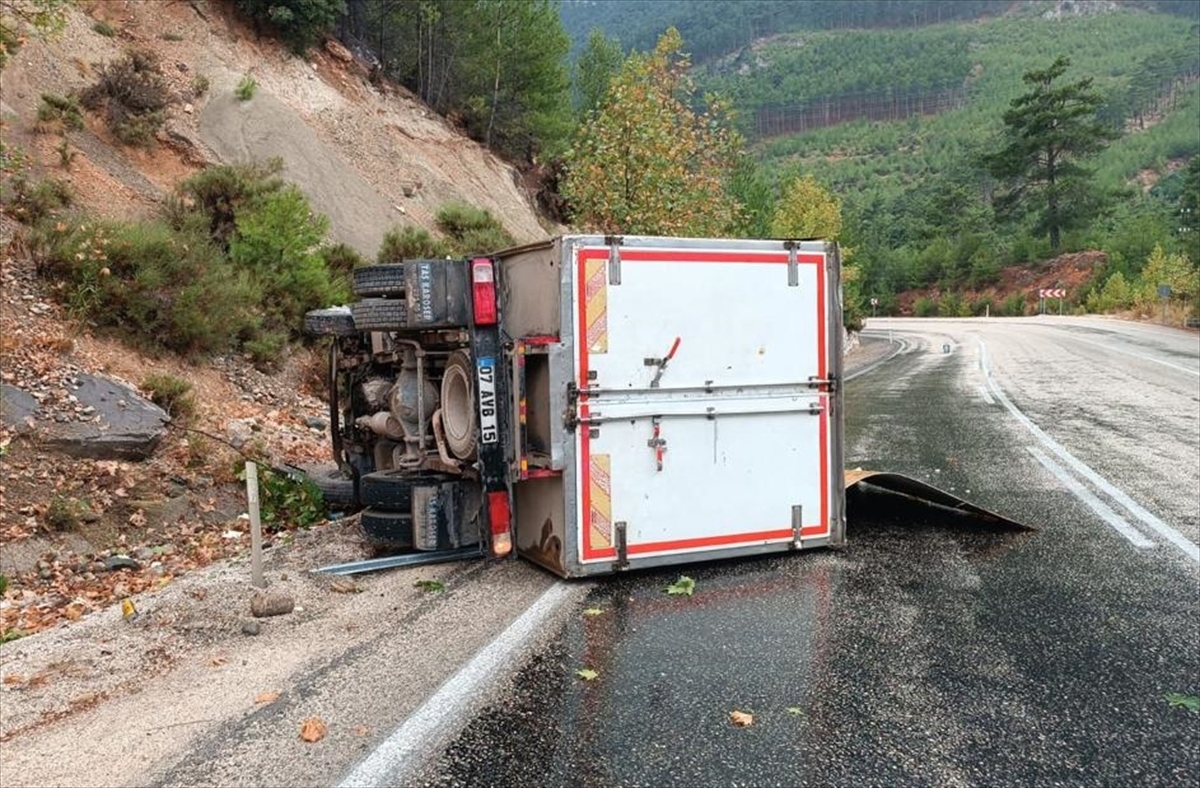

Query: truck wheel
[353,264,406,297]
[359,470,417,509]
[303,307,357,337]
[352,298,409,331]
[441,351,477,460]
[359,508,414,551]
[309,466,358,509]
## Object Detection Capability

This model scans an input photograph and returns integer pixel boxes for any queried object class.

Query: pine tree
[984,56,1117,252]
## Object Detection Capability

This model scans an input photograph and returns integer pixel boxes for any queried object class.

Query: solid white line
[978,385,995,405]
[1061,332,1199,377]
[979,339,1200,563]
[337,582,579,788]
[1026,447,1154,548]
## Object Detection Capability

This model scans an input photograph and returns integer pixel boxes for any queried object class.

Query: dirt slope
[0,0,552,639]
[0,0,549,252]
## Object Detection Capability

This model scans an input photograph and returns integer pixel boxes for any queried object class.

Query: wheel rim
[441,353,477,459]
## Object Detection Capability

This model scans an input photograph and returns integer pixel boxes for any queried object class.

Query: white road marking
[1026,447,1153,548]
[979,339,1200,564]
[978,385,995,405]
[337,582,579,788]
[1061,332,1199,377]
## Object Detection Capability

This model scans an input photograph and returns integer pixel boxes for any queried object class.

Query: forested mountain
[559,0,1199,62]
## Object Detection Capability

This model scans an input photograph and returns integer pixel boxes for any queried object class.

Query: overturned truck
[304,235,1025,577]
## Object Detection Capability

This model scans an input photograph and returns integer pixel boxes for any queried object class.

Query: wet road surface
[407,318,1199,787]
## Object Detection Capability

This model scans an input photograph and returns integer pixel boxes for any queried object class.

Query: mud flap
[844,469,1035,531]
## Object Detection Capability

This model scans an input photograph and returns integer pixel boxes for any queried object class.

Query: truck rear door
[566,237,844,572]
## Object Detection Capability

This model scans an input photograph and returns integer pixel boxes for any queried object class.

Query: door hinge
[791,504,803,548]
[614,521,629,570]
[605,235,623,285]
[784,240,799,287]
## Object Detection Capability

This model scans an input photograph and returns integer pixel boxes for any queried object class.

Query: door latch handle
[646,415,667,471]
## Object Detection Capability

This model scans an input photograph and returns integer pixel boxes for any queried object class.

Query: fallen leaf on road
[353,725,371,736]
[330,578,360,594]
[582,607,604,617]
[210,656,227,667]
[787,707,804,716]
[1166,693,1200,713]
[666,576,695,596]
[254,692,280,704]
[413,580,444,593]
[300,716,327,742]
[2,674,24,685]
[729,710,753,727]
[576,668,599,681]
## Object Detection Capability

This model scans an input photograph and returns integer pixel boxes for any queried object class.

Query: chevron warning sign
[1039,288,1066,298]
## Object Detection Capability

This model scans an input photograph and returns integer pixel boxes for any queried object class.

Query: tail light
[487,490,512,557]
[472,258,497,325]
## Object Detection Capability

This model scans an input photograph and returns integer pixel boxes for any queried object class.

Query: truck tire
[303,307,357,337]
[359,470,417,510]
[353,264,406,297]
[359,508,414,551]
[309,466,358,509]
[352,298,408,331]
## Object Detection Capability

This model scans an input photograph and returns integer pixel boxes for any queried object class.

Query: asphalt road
[406,317,1200,788]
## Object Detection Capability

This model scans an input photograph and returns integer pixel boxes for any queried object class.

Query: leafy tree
[1085,270,1132,312]
[984,56,1118,252]
[769,173,866,329]
[0,0,68,72]
[771,173,842,238]
[234,0,346,53]
[574,28,623,117]
[562,28,742,235]
[1136,243,1197,307]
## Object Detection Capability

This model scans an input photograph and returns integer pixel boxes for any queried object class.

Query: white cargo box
[500,236,845,577]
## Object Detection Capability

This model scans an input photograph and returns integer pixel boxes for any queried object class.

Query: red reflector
[472,258,497,325]
[487,489,512,557]
[487,490,511,534]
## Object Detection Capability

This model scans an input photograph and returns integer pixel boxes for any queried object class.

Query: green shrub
[160,32,185,42]
[434,201,515,255]
[141,373,197,421]
[0,573,8,595]
[235,74,257,101]
[913,295,938,317]
[3,176,72,224]
[999,292,1028,316]
[34,218,262,355]
[79,50,170,148]
[971,295,996,317]
[937,291,971,317]
[320,241,365,277]
[166,159,285,248]
[92,20,116,37]
[191,73,210,97]
[243,331,289,367]
[233,0,343,54]
[239,465,326,530]
[377,225,450,262]
[37,93,84,131]
[228,185,348,332]
[456,226,516,256]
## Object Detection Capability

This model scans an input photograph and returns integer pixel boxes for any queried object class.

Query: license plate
[476,357,498,444]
